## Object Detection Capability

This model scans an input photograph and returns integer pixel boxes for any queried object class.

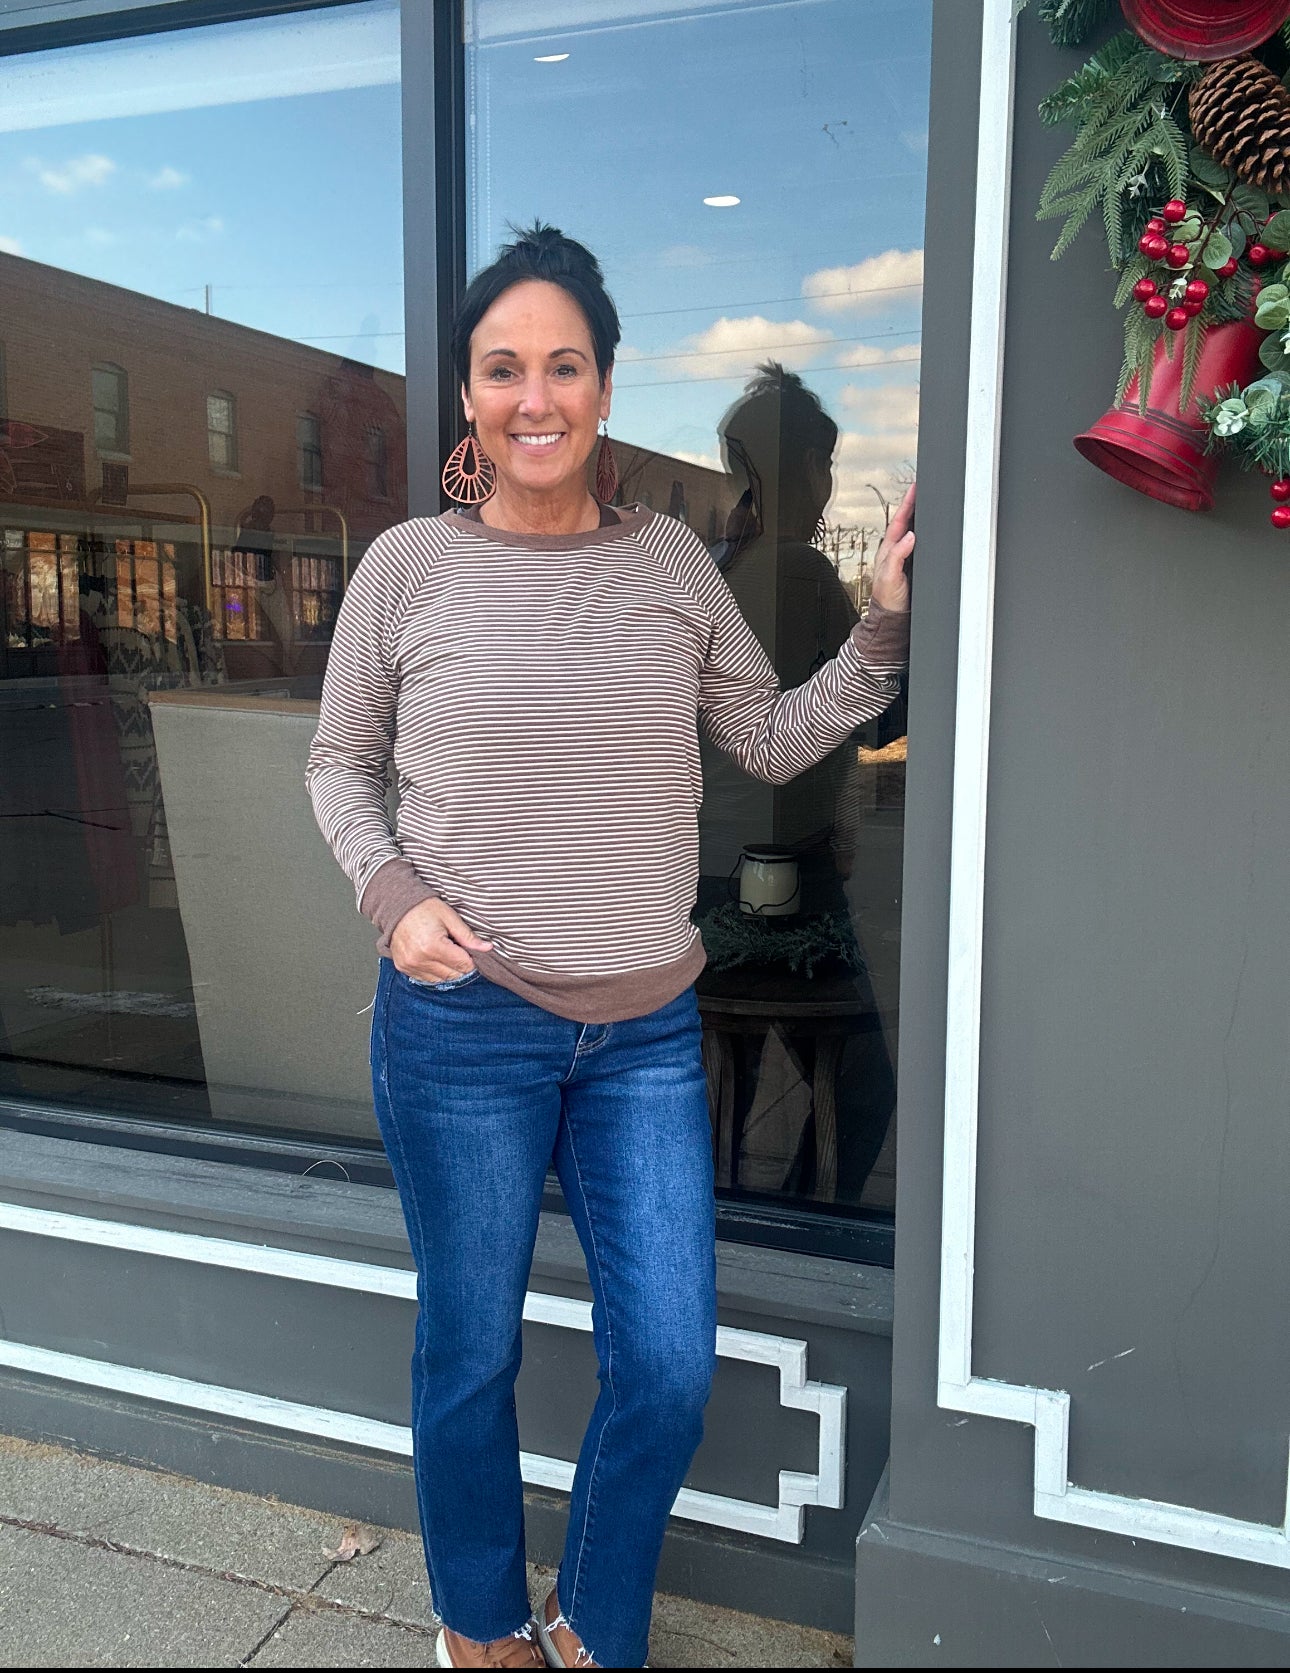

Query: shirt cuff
[850,598,910,667]
[359,857,437,944]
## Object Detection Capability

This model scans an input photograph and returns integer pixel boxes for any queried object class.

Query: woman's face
[463,279,612,500]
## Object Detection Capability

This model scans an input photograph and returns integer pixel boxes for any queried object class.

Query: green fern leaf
[1179,317,1209,413]
[1113,254,1151,308]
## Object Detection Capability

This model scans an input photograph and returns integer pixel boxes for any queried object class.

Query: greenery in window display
[694,902,864,981]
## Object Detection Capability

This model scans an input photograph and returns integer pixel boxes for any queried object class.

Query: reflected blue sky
[0,2,404,371]
[0,0,929,535]
[469,0,930,528]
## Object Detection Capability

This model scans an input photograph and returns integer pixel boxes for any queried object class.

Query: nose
[516,373,552,420]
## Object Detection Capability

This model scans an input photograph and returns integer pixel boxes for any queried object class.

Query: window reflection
[467,0,929,1218]
[0,0,402,1136]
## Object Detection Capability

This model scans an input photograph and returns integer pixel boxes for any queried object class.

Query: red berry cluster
[1132,199,1280,332]
[1270,478,1290,528]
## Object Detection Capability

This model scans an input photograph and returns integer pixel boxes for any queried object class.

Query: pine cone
[1190,56,1290,199]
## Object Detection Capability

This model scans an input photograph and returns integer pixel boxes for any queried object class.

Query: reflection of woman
[307,225,913,1670]
[704,363,861,872]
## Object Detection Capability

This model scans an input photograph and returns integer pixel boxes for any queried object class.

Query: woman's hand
[870,481,915,613]
[391,897,493,983]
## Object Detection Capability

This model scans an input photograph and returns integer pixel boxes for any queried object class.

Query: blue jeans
[370,961,717,1669]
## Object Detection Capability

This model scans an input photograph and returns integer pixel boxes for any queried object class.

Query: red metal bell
[1073,317,1266,513]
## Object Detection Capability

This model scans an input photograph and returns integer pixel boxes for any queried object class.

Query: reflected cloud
[26,153,115,193]
[831,428,918,529]
[671,447,723,472]
[802,248,923,314]
[840,382,920,430]
[84,226,117,246]
[177,215,225,242]
[0,235,23,256]
[837,342,920,369]
[148,166,190,190]
[633,315,834,380]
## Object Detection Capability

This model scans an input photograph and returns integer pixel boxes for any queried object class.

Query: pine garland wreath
[1189,56,1290,199]
[1021,2,1290,510]
[1038,0,1116,48]
[1036,33,1195,265]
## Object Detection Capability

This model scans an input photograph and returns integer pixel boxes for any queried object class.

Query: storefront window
[0,0,404,1137]
[466,0,929,1222]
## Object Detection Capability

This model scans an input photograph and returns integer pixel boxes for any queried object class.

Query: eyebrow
[479,346,589,362]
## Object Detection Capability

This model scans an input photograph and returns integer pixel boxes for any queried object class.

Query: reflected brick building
[0,250,730,683]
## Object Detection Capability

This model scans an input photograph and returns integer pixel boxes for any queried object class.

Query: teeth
[513,433,562,446]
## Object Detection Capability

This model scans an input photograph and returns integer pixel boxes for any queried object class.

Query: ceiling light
[534,52,570,62]
[703,195,741,207]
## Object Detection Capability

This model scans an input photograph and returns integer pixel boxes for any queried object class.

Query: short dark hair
[723,361,839,465]
[451,222,621,389]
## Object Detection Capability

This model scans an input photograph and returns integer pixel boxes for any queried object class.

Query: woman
[307,224,914,1670]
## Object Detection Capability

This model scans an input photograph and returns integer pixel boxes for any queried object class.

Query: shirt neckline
[446,503,654,552]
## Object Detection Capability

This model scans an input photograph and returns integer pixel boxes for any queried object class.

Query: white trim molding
[937,0,1290,1572]
[0,1201,845,1544]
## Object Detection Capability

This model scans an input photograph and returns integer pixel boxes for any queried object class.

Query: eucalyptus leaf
[1176,213,1203,242]
[1199,228,1233,269]
[1189,147,1230,189]
[1262,209,1290,249]
[1254,283,1290,329]
[1232,184,1271,222]
[1243,383,1280,425]
[1225,220,1247,258]
[1259,333,1289,371]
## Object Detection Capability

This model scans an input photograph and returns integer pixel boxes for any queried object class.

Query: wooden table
[695,964,886,1201]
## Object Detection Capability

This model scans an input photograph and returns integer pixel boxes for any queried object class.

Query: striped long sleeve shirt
[306,505,909,1023]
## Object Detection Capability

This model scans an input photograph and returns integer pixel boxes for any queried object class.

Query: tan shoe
[534,1588,599,1669]
[436,1620,545,1667]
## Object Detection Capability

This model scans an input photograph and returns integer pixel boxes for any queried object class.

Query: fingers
[886,481,916,542]
[391,896,493,984]
[439,903,494,952]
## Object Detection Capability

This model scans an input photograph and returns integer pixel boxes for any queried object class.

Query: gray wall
[857,5,1290,1663]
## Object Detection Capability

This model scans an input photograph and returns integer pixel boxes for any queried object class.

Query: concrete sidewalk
[0,1435,851,1668]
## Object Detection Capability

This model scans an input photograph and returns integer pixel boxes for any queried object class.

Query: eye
[487,365,515,381]
[553,363,579,377]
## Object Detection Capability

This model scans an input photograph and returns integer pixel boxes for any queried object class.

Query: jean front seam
[571,1022,613,1062]
[560,1115,617,1641]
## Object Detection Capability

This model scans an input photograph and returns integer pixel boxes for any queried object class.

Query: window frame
[206,389,238,472]
[364,422,389,499]
[296,410,324,492]
[0,0,927,1270]
[91,360,129,455]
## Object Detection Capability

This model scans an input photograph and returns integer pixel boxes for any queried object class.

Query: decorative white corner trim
[937,0,1290,1571]
[0,1201,845,1544]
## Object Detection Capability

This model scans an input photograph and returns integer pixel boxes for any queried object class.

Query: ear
[460,381,476,426]
[599,365,614,424]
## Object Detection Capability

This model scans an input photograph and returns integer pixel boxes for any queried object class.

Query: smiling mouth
[511,432,565,448]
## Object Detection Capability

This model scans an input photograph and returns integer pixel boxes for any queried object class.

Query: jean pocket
[403,968,481,992]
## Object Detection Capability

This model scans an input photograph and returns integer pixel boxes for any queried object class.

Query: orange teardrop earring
[595,422,618,503]
[441,423,496,505]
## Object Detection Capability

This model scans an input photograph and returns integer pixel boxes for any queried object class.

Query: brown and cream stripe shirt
[306,505,909,1023]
